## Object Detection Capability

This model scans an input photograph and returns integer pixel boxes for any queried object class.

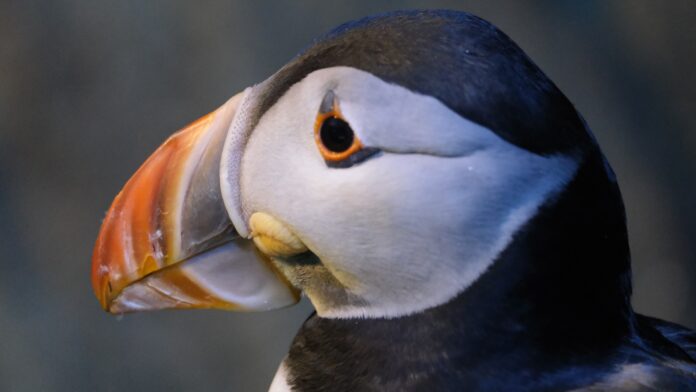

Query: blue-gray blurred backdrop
[1,1,694,391]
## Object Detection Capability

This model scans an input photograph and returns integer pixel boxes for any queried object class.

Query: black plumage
[259,10,696,391]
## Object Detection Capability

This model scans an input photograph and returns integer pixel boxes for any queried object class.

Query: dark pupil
[320,117,354,153]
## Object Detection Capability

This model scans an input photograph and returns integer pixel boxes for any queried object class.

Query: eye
[316,115,362,161]
[320,117,354,153]
[314,91,379,167]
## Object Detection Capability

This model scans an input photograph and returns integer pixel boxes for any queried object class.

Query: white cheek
[238,66,579,318]
[244,128,577,319]
[295,148,576,316]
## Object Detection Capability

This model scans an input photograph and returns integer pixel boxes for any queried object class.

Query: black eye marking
[325,147,381,168]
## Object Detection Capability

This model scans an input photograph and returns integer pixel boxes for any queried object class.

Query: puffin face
[93,65,578,318]
[92,10,594,319]
[225,67,580,317]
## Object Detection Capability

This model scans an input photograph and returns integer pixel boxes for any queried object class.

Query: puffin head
[92,10,629,322]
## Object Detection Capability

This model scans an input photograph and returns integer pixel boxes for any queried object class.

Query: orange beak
[91,93,299,314]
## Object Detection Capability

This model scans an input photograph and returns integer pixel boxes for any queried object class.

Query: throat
[285,263,632,391]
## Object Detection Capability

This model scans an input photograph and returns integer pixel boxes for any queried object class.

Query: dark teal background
[1,1,694,390]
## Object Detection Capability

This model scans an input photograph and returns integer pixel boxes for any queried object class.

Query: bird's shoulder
[637,314,696,359]
[574,315,696,391]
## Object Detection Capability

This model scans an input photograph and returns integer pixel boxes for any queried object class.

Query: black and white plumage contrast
[92,9,696,392]
[258,10,696,391]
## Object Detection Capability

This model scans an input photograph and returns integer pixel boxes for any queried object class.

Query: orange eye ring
[314,96,363,162]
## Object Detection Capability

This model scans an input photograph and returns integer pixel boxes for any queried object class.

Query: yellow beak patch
[249,212,308,258]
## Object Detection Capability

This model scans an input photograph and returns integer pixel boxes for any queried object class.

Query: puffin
[91,10,696,391]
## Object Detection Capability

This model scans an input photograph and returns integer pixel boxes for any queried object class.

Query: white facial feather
[268,361,291,392]
[229,66,580,319]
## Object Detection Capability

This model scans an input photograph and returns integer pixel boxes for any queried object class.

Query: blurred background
[1,1,694,391]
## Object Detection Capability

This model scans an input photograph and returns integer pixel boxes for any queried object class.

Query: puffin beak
[91,93,299,314]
